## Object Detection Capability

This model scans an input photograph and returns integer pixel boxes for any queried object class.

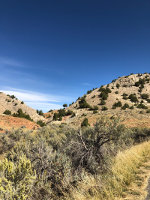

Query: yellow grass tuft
[68,141,150,200]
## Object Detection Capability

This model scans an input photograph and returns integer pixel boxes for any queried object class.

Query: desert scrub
[2,118,150,200]
[0,155,36,200]
[68,140,150,200]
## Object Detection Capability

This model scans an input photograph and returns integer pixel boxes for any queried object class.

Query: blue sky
[0,0,150,112]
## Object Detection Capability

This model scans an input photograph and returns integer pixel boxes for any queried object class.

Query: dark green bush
[122,93,128,100]
[137,103,148,109]
[122,103,129,110]
[112,101,122,109]
[53,109,75,121]
[93,110,98,114]
[141,93,149,99]
[100,99,106,105]
[63,104,68,107]
[128,94,138,103]
[116,83,120,89]
[146,99,150,103]
[13,109,33,121]
[130,106,134,109]
[87,90,92,94]
[102,106,108,111]
[81,118,89,127]
[37,120,46,127]
[90,106,98,111]
[79,97,91,109]
[3,110,11,115]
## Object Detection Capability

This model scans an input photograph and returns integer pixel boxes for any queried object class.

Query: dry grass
[68,141,150,200]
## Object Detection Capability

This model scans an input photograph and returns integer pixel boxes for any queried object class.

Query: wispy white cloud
[27,102,62,111]
[82,82,93,86]
[0,57,23,68]
[0,87,73,112]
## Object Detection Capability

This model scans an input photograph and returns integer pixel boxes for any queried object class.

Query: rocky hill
[0,92,44,122]
[47,73,150,128]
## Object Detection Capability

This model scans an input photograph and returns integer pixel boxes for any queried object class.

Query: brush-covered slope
[47,73,150,127]
[0,92,44,122]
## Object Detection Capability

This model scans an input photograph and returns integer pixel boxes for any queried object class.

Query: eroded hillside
[0,92,44,122]
[47,73,150,128]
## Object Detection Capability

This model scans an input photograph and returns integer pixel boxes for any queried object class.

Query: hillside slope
[47,73,150,127]
[0,92,44,122]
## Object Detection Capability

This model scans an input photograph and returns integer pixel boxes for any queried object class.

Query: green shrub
[141,93,149,99]
[100,92,108,100]
[3,110,11,115]
[112,79,116,83]
[112,101,122,109]
[122,93,128,100]
[93,110,98,114]
[37,120,46,127]
[102,106,108,111]
[63,103,68,108]
[116,83,120,89]
[122,103,129,110]
[0,155,36,200]
[146,109,150,113]
[89,105,98,111]
[130,106,134,109]
[37,110,44,116]
[135,78,145,87]
[100,99,106,105]
[87,90,92,94]
[99,87,111,101]
[53,113,59,121]
[81,118,89,127]
[13,109,33,121]
[79,97,91,109]
[128,94,138,103]
[146,99,150,103]
[53,109,75,121]
[137,103,148,109]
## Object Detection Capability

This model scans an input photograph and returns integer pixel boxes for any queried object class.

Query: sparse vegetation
[112,101,122,109]
[102,106,108,111]
[81,118,89,127]
[99,87,111,101]
[0,116,150,200]
[116,83,120,88]
[13,109,33,121]
[122,103,129,110]
[128,93,138,103]
[36,109,44,116]
[53,109,75,121]
[122,93,128,100]
[3,110,11,115]
[137,103,148,109]
[37,120,46,127]
[78,97,91,109]
[141,93,149,99]
[100,99,106,105]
